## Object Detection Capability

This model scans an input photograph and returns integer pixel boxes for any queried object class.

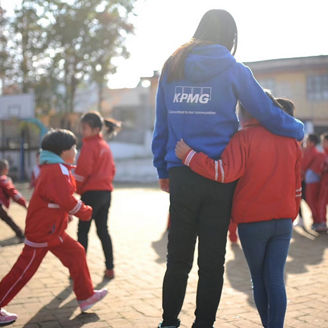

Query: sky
[2,0,328,88]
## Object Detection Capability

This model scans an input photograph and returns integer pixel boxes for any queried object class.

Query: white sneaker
[78,289,108,312]
[0,308,18,325]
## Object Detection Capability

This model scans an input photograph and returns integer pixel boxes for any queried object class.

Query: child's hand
[175,139,192,160]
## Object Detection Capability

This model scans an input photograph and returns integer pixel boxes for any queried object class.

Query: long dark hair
[81,111,121,137]
[164,9,238,82]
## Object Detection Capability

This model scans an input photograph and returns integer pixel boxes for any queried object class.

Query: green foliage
[1,0,136,114]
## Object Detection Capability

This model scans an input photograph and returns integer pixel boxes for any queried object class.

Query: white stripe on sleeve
[69,200,82,215]
[184,150,197,166]
[218,160,225,183]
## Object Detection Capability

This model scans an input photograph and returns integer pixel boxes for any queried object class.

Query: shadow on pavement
[0,236,23,247]
[286,227,327,274]
[225,226,328,306]
[22,279,111,327]
[225,243,255,307]
[151,231,168,264]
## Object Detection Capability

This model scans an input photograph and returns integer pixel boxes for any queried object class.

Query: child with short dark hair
[0,159,26,242]
[0,129,108,326]
[175,97,302,328]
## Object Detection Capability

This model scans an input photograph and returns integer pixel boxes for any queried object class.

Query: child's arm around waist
[175,133,247,183]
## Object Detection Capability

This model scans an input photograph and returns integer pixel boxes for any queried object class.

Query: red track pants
[317,176,328,223]
[0,233,94,307]
[305,182,321,223]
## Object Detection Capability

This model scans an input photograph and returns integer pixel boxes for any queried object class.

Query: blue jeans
[238,219,292,328]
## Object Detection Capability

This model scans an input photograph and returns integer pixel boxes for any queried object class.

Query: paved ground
[1,183,328,328]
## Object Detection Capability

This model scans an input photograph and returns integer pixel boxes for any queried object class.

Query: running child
[74,112,120,280]
[0,129,108,326]
[175,97,301,328]
[0,159,26,242]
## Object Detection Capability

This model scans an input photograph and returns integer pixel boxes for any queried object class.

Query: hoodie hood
[184,44,236,82]
[40,150,65,165]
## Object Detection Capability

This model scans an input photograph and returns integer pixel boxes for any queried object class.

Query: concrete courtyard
[0,183,328,328]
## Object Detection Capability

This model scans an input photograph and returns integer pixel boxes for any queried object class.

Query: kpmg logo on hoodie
[173,86,212,104]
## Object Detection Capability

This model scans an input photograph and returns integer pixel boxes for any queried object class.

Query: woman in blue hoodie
[152,9,304,328]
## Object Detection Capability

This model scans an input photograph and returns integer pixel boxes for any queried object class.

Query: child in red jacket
[0,129,108,326]
[315,133,328,231]
[74,112,120,280]
[301,134,322,229]
[176,97,302,328]
[0,160,26,242]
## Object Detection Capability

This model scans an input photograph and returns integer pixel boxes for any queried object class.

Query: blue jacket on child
[152,44,304,179]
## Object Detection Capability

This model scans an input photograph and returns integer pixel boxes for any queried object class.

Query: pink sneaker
[78,289,108,312]
[104,269,115,280]
[0,308,18,325]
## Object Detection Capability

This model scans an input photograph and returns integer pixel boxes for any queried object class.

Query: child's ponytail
[81,111,121,137]
[104,118,122,138]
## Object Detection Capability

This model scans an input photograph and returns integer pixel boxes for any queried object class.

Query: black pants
[77,190,114,270]
[162,167,236,328]
[0,205,24,239]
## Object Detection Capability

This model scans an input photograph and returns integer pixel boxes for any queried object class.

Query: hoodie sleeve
[151,74,169,179]
[233,64,304,141]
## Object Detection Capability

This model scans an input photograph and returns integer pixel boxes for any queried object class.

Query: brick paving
[0,183,328,328]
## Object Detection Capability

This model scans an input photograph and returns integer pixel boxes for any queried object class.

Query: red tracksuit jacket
[183,120,302,224]
[302,146,321,178]
[73,134,115,195]
[0,175,27,208]
[24,163,92,247]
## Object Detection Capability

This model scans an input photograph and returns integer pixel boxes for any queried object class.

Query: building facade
[246,55,328,134]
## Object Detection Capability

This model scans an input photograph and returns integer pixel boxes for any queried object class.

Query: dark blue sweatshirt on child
[152,44,304,178]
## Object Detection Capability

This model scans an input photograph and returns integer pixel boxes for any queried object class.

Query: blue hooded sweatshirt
[152,44,304,179]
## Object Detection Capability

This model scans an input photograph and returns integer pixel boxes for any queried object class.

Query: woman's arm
[233,64,304,141]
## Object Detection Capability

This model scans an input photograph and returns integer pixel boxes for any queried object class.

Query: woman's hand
[159,178,170,193]
[175,139,192,160]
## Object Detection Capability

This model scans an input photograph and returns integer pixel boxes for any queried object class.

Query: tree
[88,3,134,111]
[0,6,13,93]
[2,0,136,114]
[44,0,136,113]
[11,0,48,93]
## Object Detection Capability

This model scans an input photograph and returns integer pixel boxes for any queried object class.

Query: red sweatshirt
[183,120,302,224]
[73,134,115,195]
[310,149,328,176]
[302,146,321,177]
[0,175,27,208]
[24,163,92,247]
